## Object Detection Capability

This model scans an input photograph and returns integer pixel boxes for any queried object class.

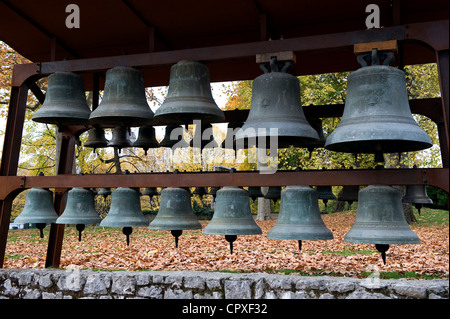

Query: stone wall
[0,269,448,299]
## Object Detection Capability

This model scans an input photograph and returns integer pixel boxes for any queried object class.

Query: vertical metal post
[45,131,76,268]
[0,84,29,267]
[436,50,449,168]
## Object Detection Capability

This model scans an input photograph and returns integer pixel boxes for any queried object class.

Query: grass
[415,207,449,227]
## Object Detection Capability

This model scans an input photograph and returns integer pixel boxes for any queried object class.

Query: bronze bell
[97,187,112,200]
[56,188,101,241]
[153,60,225,125]
[235,60,319,149]
[100,187,149,245]
[316,185,336,213]
[108,126,133,151]
[221,122,248,151]
[264,186,282,202]
[203,186,262,254]
[14,188,58,238]
[248,186,264,201]
[402,185,433,215]
[142,187,159,198]
[149,187,202,248]
[190,123,218,151]
[89,66,154,127]
[325,49,432,154]
[84,127,109,152]
[159,125,189,149]
[344,185,420,264]
[267,186,333,251]
[193,187,207,198]
[133,126,159,155]
[338,185,360,206]
[307,118,327,155]
[32,71,91,126]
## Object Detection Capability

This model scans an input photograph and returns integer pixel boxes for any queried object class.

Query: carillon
[84,127,109,152]
[133,126,159,155]
[107,126,133,151]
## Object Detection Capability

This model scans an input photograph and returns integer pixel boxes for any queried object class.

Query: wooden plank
[256,51,296,64]
[354,40,398,54]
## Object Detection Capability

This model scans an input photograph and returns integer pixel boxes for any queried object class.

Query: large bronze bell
[14,188,58,238]
[190,123,218,151]
[32,72,91,126]
[203,186,262,254]
[325,49,432,154]
[159,125,189,149]
[149,187,202,248]
[402,185,433,215]
[133,126,159,155]
[100,187,149,245]
[267,186,333,251]
[153,60,225,125]
[89,66,154,127]
[235,62,319,149]
[56,188,101,241]
[344,185,420,264]
[107,126,133,151]
[84,127,109,152]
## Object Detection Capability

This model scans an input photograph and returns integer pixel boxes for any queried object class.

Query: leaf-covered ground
[4,209,448,279]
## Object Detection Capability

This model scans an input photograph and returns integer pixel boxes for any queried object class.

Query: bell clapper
[171,230,183,248]
[36,223,46,238]
[298,240,302,251]
[225,235,237,254]
[122,227,133,246]
[76,224,85,242]
[375,244,390,265]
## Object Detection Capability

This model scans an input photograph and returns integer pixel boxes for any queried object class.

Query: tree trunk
[334,188,346,212]
[256,187,272,220]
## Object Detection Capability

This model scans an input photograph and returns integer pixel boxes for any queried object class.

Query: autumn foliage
[5,209,448,279]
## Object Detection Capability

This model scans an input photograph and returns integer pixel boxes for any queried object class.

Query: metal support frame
[0,20,448,268]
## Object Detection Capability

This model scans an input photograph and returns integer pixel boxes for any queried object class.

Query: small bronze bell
[338,185,360,206]
[32,71,91,126]
[84,127,109,152]
[100,187,149,245]
[89,66,154,127]
[133,126,159,155]
[193,187,207,198]
[402,185,433,215]
[14,188,58,238]
[344,185,420,264]
[142,187,159,198]
[264,186,282,202]
[203,186,262,254]
[159,125,189,149]
[316,185,336,213]
[221,122,248,151]
[235,58,319,149]
[190,123,218,151]
[325,49,432,154]
[97,187,112,200]
[153,60,225,125]
[149,187,202,248]
[108,126,133,151]
[248,186,264,201]
[56,188,101,241]
[267,186,333,251]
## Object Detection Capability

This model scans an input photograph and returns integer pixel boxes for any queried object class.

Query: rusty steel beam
[10,20,448,87]
[0,168,447,201]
